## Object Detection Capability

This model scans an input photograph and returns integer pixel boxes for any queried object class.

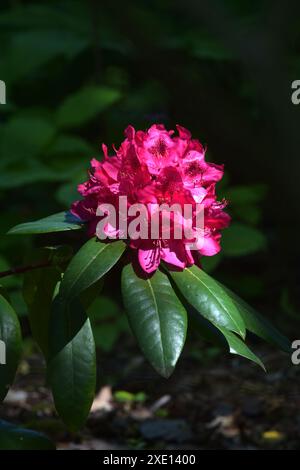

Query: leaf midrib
[185,268,244,336]
[63,242,110,300]
[146,278,166,374]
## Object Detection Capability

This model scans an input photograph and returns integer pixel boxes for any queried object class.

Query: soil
[1,338,299,450]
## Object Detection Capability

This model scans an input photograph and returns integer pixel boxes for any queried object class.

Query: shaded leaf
[191,307,265,369]
[0,116,55,162]
[0,420,55,450]
[80,278,104,310]
[0,163,69,189]
[216,326,265,371]
[0,295,22,402]
[47,135,94,158]
[1,30,88,84]
[226,184,268,206]
[56,86,122,129]
[219,283,291,353]
[23,266,62,358]
[48,297,96,432]
[222,223,267,257]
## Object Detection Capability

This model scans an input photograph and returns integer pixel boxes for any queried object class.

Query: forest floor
[1,339,300,450]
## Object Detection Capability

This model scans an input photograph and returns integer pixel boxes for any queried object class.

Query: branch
[0,261,51,279]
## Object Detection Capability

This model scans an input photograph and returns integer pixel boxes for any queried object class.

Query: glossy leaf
[216,326,265,370]
[7,211,85,235]
[60,238,126,303]
[219,282,291,353]
[48,297,96,432]
[0,420,55,450]
[80,278,104,311]
[169,265,246,338]
[122,264,187,378]
[0,295,22,402]
[191,307,265,369]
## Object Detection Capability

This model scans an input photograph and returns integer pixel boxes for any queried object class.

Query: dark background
[0,0,299,450]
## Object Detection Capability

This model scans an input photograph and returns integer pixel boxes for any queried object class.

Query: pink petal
[138,245,161,273]
[198,236,221,256]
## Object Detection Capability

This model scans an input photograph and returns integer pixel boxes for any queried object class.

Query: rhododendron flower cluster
[71,124,230,273]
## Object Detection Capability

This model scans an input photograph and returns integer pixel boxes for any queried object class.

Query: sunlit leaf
[122,265,187,378]
[8,211,85,235]
[60,238,126,303]
[168,265,246,337]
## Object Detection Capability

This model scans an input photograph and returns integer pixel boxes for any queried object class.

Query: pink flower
[71,124,230,273]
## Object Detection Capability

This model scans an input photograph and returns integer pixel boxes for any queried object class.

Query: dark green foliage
[0,0,294,440]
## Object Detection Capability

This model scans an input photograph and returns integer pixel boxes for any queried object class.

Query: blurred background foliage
[0,0,299,353]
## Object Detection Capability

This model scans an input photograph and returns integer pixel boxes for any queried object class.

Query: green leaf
[0,162,69,189]
[7,211,85,235]
[219,283,291,353]
[80,279,104,311]
[166,31,233,60]
[114,390,147,403]
[0,255,22,289]
[0,295,22,402]
[56,86,122,129]
[55,182,81,207]
[1,30,88,84]
[216,326,265,371]
[48,297,96,432]
[233,204,262,225]
[168,265,246,338]
[93,324,120,352]
[60,238,126,303]
[122,265,187,378]
[191,308,265,369]
[0,116,56,162]
[226,184,267,206]
[47,135,94,158]
[191,309,227,347]
[222,223,267,257]
[0,420,55,450]
[200,253,222,273]
[23,266,62,358]
[88,296,127,352]
[190,36,233,61]
[0,3,89,32]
